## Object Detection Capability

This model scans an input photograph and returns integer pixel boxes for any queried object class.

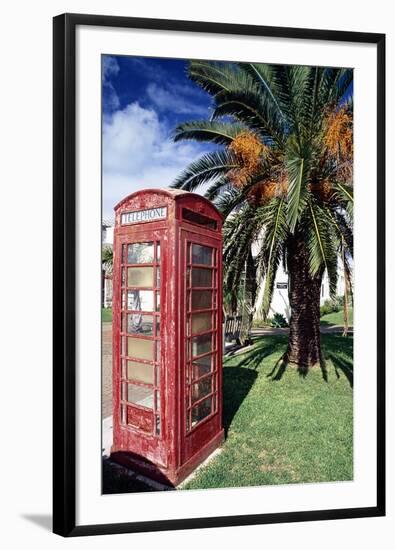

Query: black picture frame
[53,13,386,537]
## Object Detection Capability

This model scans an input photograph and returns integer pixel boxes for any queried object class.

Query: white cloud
[146,82,210,116]
[102,102,207,219]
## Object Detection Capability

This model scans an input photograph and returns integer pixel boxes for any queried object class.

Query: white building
[254,263,346,322]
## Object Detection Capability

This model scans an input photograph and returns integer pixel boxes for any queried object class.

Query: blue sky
[102,55,216,220]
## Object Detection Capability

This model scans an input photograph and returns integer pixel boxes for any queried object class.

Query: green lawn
[184,333,353,490]
[320,307,353,327]
[102,308,112,322]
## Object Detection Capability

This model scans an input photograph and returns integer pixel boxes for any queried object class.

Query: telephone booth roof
[114,187,223,229]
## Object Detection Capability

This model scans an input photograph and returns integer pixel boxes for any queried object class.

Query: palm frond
[238,63,286,122]
[285,138,311,232]
[212,87,285,146]
[305,199,338,297]
[332,181,354,217]
[188,60,254,97]
[171,150,238,191]
[173,120,248,145]
[255,198,288,318]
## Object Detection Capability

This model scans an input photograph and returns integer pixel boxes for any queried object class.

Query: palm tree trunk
[284,234,323,374]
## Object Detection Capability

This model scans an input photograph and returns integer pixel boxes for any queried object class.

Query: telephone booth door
[115,232,168,469]
[180,229,223,466]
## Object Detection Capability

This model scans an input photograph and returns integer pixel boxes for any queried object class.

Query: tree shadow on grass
[231,333,353,385]
[231,335,288,371]
[222,366,258,437]
[322,334,353,387]
[222,336,288,437]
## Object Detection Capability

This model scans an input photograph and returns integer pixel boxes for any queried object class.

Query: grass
[320,307,353,327]
[102,307,112,322]
[183,333,353,490]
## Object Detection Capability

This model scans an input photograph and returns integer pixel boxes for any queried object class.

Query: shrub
[320,298,342,317]
[269,313,289,328]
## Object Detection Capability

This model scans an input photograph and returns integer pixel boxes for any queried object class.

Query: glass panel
[192,396,212,427]
[191,377,212,404]
[186,316,190,337]
[186,339,190,360]
[186,267,191,288]
[192,290,212,310]
[155,340,161,363]
[192,244,212,266]
[127,383,154,409]
[127,337,154,361]
[127,242,154,264]
[156,267,160,287]
[156,365,160,385]
[156,242,160,261]
[155,391,161,411]
[192,333,212,357]
[192,312,212,334]
[155,316,160,336]
[121,244,126,264]
[127,314,153,335]
[192,268,212,287]
[186,411,190,432]
[121,404,126,424]
[192,354,213,380]
[155,291,160,312]
[127,361,154,384]
[127,290,154,312]
[127,267,153,287]
[187,242,191,264]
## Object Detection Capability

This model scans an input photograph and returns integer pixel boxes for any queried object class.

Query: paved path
[251,325,353,336]
[102,322,112,418]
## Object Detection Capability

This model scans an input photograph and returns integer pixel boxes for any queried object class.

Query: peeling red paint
[111,188,224,486]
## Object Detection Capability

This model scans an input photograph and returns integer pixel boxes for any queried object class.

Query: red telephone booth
[111,188,224,486]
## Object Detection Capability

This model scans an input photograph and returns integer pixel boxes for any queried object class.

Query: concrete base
[111,429,225,487]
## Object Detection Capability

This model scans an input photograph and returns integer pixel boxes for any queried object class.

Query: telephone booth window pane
[192,397,212,426]
[191,290,212,310]
[127,361,154,384]
[156,317,160,336]
[156,242,161,261]
[192,354,212,379]
[192,244,212,266]
[191,377,212,404]
[156,340,161,362]
[127,337,154,361]
[127,314,153,335]
[127,267,153,287]
[127,242,154,264]
[191,312,212,334]
[192,268,212,287]
[127,290,154,312]
[155,291,160,312]
[127,384,154,409]
[192,333,212,357]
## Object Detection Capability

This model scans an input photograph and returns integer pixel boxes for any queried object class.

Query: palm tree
[102,245,114,275]
[172,61,353,375]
